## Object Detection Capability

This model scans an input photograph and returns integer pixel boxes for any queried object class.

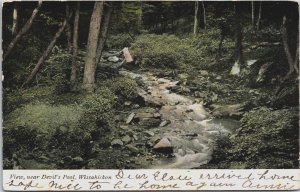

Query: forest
[2,1,299,169]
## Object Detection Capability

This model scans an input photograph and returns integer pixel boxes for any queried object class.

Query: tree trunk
[281,16,299,79]
[256,1,262,30]
[251,1,255,29]
[4,1,42,62]
[65,4,73,50]
[201,1,206,31]
[82,1,104,92]
[193,1,199,36]
[12,2,19,36]
[70,2,80,82]
[96,3,113,65]
[21,18,68,88]
[216,34,225,60]
[230,3,244,75]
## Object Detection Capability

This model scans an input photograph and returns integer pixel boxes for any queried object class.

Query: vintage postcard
[2,0,299,191]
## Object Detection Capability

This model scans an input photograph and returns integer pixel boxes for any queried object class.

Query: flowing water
[119,69,239,169]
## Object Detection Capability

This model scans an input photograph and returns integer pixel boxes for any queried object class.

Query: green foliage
[111,2,142,34]
[131,34,202,68]
[4,103,83,136]
[102,77,138,101]
[228,107,298,168]
[106,34,134,49]
[3,86,55,114]
[80,88,117,131]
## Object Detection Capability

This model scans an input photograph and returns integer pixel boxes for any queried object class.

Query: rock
[247,59,257,66]
[256,62,272,83]
[126,144,139,154]
[216,75,222,80]
[126,113,135,124]
[135,112,161,119]
[153,138,173,154]
[121,135,131,144]
[72,156,84,165]
[143,130,155,137]
[139,118,161,128]
[111,139,124,147]
[124,101,132,106]
[159,120,170,127]
[108,56,119,62]
[230,61,240,75]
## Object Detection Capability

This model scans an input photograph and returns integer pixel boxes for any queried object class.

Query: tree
[21,7,71,88]
[193,1,199,36]
[230,3,244,75]
[251,1,255,29]
[201,1,206,31]
[70,2,80,82]
[65,4,73,50]
[12,2,19,36]
[281,15,299,79]
[96,3,113,65]
[256,1,262,30]
[82,1,105,92]
[3,1,42,62]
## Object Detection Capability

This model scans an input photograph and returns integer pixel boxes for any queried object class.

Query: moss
[102,77,138,101]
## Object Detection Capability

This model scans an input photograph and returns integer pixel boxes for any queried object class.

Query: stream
[119,69,239,169]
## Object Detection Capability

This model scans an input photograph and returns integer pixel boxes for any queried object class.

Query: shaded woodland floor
[2,1,299,169]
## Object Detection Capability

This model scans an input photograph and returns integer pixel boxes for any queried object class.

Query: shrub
[80,88,117,132]
[228,107,298,168]
[4,103,83,136]
[131,34,202,69]
[3,103,88,168]
[102,77,138,101]
[106,34,134,49]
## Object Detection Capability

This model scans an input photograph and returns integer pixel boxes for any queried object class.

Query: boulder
[108,56,119,62]
[153,138,173,154]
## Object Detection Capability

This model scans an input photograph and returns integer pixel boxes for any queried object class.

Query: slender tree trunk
[12,2,19,36]
[71,2,80,82]
[230,3,244,75]
[256,1,262,30]
[96,3,113,65]
[21,18,68,88]
[251,1,255,29]
[193,1,199,36]
[65,4,73,50]
[281,16,299,79]
[201,1,206,31]
[83,1,104,92]
[235,3,243,65]
[217,34,225,59]
[4,1,42,62]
